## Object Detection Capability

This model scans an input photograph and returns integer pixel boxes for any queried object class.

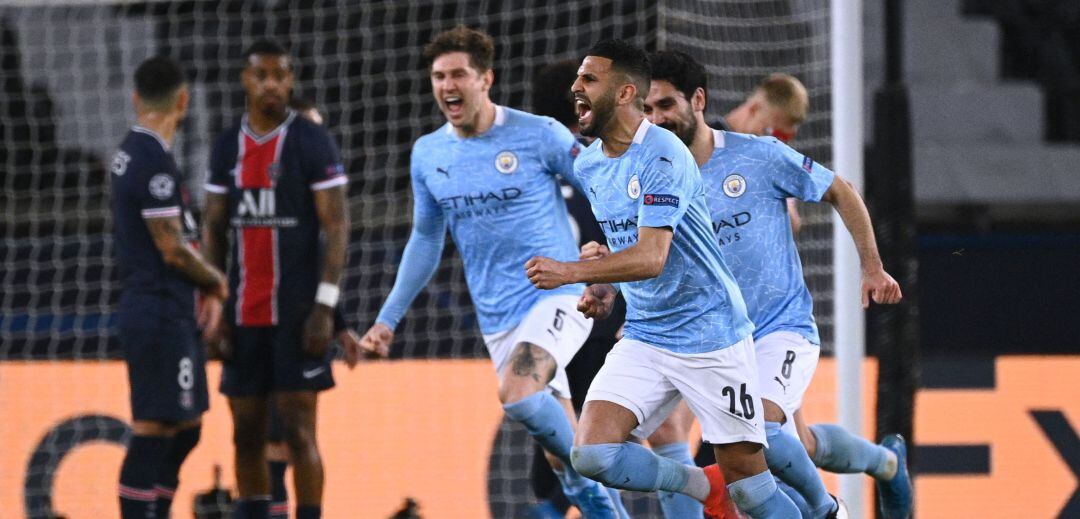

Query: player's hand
[578,283,617,319]
[207,275,229,302]
[206,322,232,361]
[861,268,902,308]
[198,292,224,341]
[525,256,576,289]
[303,304,334,359]
[360,323,393,358]
[579,241,611,261]
[338,328,363,368]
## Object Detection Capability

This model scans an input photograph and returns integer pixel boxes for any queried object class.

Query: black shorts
[119,307,209,423]
[220,323,335,397]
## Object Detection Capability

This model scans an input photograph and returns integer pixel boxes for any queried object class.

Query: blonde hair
[756,73,808,124]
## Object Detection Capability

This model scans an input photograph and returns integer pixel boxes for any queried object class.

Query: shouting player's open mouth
[443,95,464,118]
[575,95,592,128]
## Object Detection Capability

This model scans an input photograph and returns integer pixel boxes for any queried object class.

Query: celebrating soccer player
[111,56,226,519]
[358,26,622,517]
[643,49,911,519]
[525,39,799,518]
[202,39,350,519]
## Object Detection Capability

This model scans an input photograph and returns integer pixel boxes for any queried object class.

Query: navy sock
[155,425,200,518]
[296,504,321,519]
[232,496,270,518]
[268,460,289,518]
[119,435,171,519]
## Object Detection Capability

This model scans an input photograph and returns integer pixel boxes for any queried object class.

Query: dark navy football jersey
[205,111,347,327]
[110,126,199,318]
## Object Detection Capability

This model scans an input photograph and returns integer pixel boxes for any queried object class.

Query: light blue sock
[652,442,705,519]
[606,487,630,519]
[570,442,691,492]
[726,470,800,519]
[777,477,813,519]
[502,393,593,492]
[810,423,890,478]
[763,421,834,517]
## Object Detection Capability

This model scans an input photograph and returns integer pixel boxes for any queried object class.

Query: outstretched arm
[526,226,672,289]
[820,175,902,307]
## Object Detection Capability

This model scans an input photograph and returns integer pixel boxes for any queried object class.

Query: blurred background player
[258,96,361,519]
[644,49,912,519]
[358,26,622,517]
[528,39,797,518]
[202,39,351,519]
[111,55,227,519]
[723,73,809,235]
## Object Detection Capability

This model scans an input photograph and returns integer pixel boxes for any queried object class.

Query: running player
[526,39,800,518]
[643,49,911,519]
[202,39,349,519]
[111,56,226,519]
[358,26,620,517]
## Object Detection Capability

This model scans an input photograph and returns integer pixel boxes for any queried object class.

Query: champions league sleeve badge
[722,174,747,198]
[495,151,519,174]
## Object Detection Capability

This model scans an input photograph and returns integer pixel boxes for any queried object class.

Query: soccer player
[723,73,809,235]
[643,49,912,519]
[202,39,349,519]
[526,39,800,518]
[111,55,227,519]
[257,97,361,519]
[357,26,620,517]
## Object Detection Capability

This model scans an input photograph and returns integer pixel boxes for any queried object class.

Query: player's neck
[689,118,714,167]
[454,99,497,138]
[600,112,645,158]
[135,113,177,148]
[724,104,749,133]
[246,106,289,136]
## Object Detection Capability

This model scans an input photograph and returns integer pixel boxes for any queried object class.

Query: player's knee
[570,443,621,484]
[497,377,544,405]
[131,420,176,437]
[762,399,786,424]
[648,420,686,446]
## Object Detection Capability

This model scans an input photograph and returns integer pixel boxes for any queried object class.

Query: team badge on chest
[722,174,747,198]
[495,151,518,174]
[627,174,641,199]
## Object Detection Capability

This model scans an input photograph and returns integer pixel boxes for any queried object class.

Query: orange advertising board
[2,357,1076,518]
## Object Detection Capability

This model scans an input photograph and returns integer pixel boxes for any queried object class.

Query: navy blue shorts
[118,303,209,423]
[220,323,335,397]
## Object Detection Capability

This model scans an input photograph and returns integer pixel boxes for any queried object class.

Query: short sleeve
[541,119,582,177]
[409,147,442,220]
[204,132,233,195]
[306,125,348,191]
[636,147,695,230]
[769,139,835,202]
[136,157,183,219]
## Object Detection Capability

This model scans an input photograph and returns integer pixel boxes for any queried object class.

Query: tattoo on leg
[511,343,555,384]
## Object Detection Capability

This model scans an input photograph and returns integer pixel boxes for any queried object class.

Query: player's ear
[482,68,494,90]
[132,92,142,113]
[175,86,190,115]
[692,87,706,112]
[617,82,636,107]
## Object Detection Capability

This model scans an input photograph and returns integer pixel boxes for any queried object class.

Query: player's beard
[579,89,616,139]
[664,106,698,147]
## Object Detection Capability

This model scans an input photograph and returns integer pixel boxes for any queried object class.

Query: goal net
[0,1,831,517]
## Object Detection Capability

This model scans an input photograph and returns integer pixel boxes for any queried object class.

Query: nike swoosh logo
[302,367,326,379]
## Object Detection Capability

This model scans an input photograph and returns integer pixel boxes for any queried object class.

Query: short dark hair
[532,60,579,127]
[244,38,290,63]
[423,25,495,72]
[586,39,651,101]
[649,50,708,107]
[134,56,186,109]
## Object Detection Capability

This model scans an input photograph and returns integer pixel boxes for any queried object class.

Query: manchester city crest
[627,174,641,199]
[495,151,518,174]
[722,174,747,198]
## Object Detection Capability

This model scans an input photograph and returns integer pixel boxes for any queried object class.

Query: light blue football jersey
[566,119,753,353]
[406,105,584,334]
[701,129,836,345]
